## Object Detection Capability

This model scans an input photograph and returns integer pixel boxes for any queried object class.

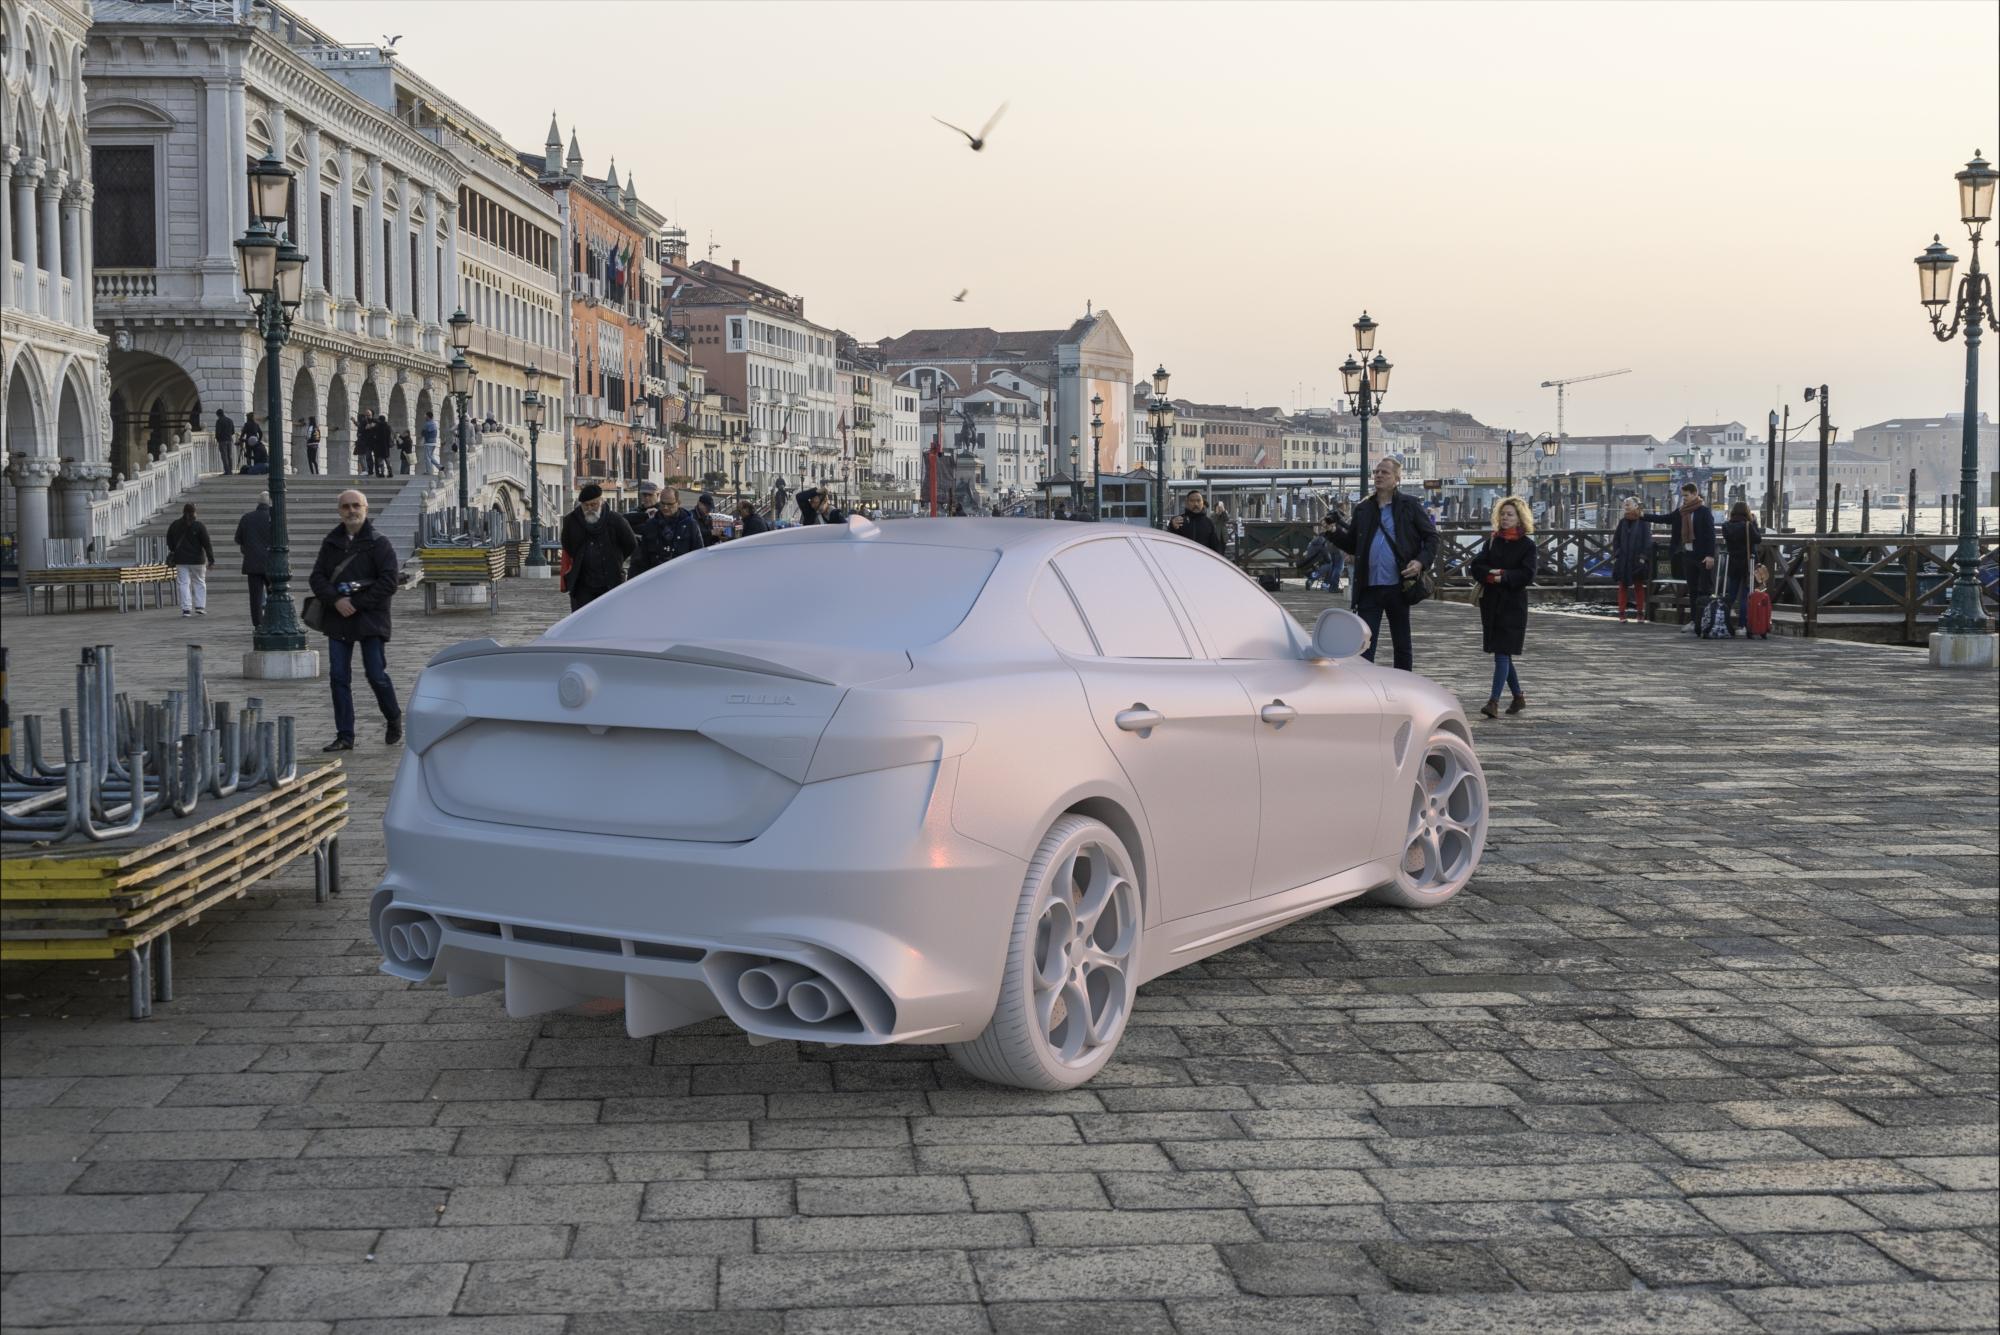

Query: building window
[91,145,156,267]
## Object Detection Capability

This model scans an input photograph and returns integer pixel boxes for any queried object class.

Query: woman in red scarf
[1469,496,1538,719]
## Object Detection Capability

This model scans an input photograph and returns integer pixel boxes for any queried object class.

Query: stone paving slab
[2,572,1995,1331]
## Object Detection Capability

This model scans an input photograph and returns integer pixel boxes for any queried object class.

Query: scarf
[1681,500,1696,545]
[1496,527,1521,541]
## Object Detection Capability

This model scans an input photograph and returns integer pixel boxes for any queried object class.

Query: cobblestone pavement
[2,569,1996,1334]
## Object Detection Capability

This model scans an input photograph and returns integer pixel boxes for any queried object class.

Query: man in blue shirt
[1330,457,1437,670]
[420,412,441,475]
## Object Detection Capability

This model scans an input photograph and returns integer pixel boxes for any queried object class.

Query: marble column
[61,188,85,327]
[301,125,323,295]
[76,183,95,326]
[39,171,64,322]
[365,155,386,309]
[394,169,415,327]
[202,81,234,267]
[227,78,249,243]
[0,155,12,311]
[269,105,288,158]
[419,188,439,329]
[16,162,43,316]
[334,143,356,326]
[6,455,63,569]
[441,197,459,319]
[58,459,112,546]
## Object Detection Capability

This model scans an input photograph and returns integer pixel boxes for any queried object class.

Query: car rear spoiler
[424,638,911,687]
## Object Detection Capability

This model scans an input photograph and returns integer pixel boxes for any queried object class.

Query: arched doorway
[290,366,318,472]
[54,371,90,541]
[5,358,51,564]
[386,383,410,447]
[106,349,201,475]
[326,375,351,474]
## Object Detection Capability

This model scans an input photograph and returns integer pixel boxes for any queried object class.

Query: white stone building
[3,0,116,568]
[84,0,460,488]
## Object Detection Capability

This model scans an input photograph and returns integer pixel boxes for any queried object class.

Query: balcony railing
[95,269,158,300]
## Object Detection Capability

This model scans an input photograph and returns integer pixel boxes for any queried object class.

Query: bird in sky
[382,34,402,47]
[953,289,969,303]
[933,103,1008,152]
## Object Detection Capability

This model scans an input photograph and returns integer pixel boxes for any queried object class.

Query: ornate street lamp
[447,318,475,519]
[1340,311,1391,502]
[1914,149,2000,659]
[521,365,548,570]
[1147,365,1174,528]
[1503,431,1555,504]
[234,150,311,666]
[1090,394,1104,518]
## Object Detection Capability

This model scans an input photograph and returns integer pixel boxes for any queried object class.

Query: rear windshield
[550,542,1001,649]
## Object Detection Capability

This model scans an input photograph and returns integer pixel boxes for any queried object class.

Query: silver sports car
[373,517,1487,1089]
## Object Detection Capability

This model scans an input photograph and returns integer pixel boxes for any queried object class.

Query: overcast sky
[297,0,1996,439]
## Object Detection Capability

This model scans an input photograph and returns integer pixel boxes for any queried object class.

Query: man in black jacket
[636,486,706,574]
[1643,484,1717,629]
[213,409,236,475]
[1330,458,1437,670]
[561,483,637,610]
[310,490,402,751]
[233,491,275,629]
[1166,490,1225,553]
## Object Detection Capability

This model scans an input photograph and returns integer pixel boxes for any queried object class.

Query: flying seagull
[382,34,402,48]
[933,102,1007,152]
[953,289,969,303]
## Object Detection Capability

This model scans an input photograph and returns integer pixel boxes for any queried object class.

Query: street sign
[1423,479,1442,491]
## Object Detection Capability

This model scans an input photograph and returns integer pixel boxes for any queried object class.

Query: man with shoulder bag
[1329,456,1437,670]
[307,489,403,752]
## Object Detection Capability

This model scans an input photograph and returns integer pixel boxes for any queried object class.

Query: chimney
[731,258,740,274]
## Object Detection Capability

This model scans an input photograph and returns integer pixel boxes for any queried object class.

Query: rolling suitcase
[1696,552,1730,639]
[1745,586,1772,638]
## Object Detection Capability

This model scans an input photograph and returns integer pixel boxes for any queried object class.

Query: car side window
[1031,567,1098,656]
[1052,540,1191,659]
[1145,541,1297,660]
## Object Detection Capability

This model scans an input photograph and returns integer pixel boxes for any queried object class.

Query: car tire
[948,814,1142,1091]
[1368,729,1487,909]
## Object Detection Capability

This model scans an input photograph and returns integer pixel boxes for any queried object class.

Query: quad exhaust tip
[379,907,444,975]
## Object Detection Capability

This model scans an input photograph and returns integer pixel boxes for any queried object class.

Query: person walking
[560,483,637,611]
[624,480,663,542]
[239,414,265,472]
[420,412,440,474]
[692,493,719,544]
[213,409,237,476]
[637,486,706,575]
[369,414,394,478]
[396,430,414,475]
[1643,484,1716,631]
[304,417,322,475]
[166,502,214,617]
[1167,489,1225,553]
[1721,500,1760,636]
[1329,457,1437,671]
[353,411,374,475]
[310,490,403,752]
[232,491,275,628]
[1469,496,1538,718]
[1611,496,1654,623]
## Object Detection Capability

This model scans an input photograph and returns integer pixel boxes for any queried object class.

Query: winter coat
[166,517,214,567]
[1330,492,1439,600]
[1168,509,1224,554]
[560,507,637,597]
[1469,531,1537,657]
[233,504,275,575]
[1644,503,1716,562]
[308,519,400,642]
[1722,517,1759,569]
[1611,516,1655,586]
[1303,534,1337,570]
[796,489,825,524]
[636,506,705,572]
[738,511,770,537]
[214,414,235,445]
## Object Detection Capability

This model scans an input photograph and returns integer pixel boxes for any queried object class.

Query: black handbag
[300,550,362,633]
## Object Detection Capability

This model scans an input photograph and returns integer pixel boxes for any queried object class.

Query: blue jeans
[1724,566,1749,632]
[1489,653,1522,699]
[1356,586,1413,671]
[328,636,400,741]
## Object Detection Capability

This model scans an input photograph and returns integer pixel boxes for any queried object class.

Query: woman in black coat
[1468,496,1538,719]
[1720,501,1760,636]
[1611,496,1654,623]
[165,502,215,617]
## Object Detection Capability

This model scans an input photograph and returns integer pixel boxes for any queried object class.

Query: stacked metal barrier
[2,644,298,844]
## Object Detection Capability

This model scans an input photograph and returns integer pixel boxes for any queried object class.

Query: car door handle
[1115,706,1165,737]
[1260,701,1297,729]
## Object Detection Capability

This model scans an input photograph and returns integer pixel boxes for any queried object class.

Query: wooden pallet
[20,564,176,615]
[417,546,507,581]
[0,763,348,1014]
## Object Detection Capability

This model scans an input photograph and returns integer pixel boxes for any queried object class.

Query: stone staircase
[106,471,434,589]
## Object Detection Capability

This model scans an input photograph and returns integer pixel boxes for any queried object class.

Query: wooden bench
[1,762,349,1018]
[20,564,176,615]
[417,545,506,614]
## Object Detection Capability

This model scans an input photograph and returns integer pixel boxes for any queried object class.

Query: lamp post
[447,308,474,521]
[731,444,746,506]
[1503,430,1554,500]
[1090,395,1104,518]
[236,151,312,672]
[1146,365,1174,528]
[1339,311,1391,503]
[1915,149,2000,662]
[521,365,548,572]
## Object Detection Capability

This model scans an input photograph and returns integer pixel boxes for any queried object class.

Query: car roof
[745,517,1137,560]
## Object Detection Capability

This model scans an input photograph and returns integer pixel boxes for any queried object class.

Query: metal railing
[89,442,205,554]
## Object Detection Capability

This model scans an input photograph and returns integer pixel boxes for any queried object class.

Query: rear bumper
[373,756,1026,1045]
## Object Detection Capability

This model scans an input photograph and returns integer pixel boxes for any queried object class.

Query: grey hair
[260,490,271,506]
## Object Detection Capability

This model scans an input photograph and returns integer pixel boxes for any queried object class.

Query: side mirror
[1308,609,1370,661]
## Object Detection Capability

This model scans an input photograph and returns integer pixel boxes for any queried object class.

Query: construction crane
[1539,367,1631,442]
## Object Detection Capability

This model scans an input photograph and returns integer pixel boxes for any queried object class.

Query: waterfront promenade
[1,576,1995,1333]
